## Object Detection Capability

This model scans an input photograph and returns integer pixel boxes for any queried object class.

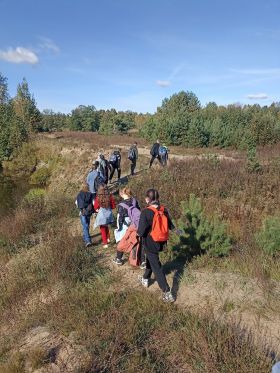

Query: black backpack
[128,147,136,161]
[94,173,105,193]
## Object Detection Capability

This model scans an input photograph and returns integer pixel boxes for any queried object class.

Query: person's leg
[80,215,91,244]
[143,253,152,279]
[100,225,108,245]
[105,225,110,242]
[109,167,115,181]
[116,250,123,260]
[145,251,170,292]
[117,168,121,180]
[149,156,155,168]
[131,160,136,175]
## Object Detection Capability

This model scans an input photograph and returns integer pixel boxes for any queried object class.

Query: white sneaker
[103,244,108,249]
[162,291,175,303]
[140,261,146,270]
[138,275,149,288]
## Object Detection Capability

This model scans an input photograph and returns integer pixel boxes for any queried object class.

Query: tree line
[1,73,280,164]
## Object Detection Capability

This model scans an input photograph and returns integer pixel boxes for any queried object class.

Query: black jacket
[110,151,121,168]
[118,197,140,229]
[150,143,160,157]
[137,203,174,253]
[76,191,94,216]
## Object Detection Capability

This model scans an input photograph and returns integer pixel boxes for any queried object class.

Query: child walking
[94,185,116,248]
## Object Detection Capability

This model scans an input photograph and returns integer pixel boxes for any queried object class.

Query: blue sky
[0,0,279,113]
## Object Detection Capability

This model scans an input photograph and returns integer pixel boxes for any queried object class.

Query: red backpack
[147,206,169,242]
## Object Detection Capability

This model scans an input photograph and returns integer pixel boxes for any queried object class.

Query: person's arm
[165,208,175,230]
[118,204,125,230]
[137,210,151,237]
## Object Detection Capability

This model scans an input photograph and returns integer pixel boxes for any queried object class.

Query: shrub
[30,166,51,186]
[174,194,232,257]
[23,188,46,207]
[256,215,280,256]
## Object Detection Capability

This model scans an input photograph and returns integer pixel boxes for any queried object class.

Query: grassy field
[0,132,279,372]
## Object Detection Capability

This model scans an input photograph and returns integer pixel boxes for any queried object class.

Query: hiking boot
[162,291,175,303]
[85,242,92,247]
[138,275,149,288]
[103,244,108,249]
[113,257,123,266]
[140,261,146,270]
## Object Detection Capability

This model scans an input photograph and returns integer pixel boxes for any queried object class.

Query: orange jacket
[117,225,139,253]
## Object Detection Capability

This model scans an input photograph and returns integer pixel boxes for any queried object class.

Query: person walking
[128,142,138,176]
[76,182,94,247]
[97,153,110,184]
[158,144,169,166]
[137,188,175,302]
[113,187,143,266]
[109,149,122,183]
[94,184,116,248]
[86,161,104,198]
[149,140,161,168]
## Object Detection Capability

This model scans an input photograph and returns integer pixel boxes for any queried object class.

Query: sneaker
[140,261,146,270]
[85,242,92,247]
[103,244,108,249]
[162,291,175,303]
[113,257,123,266]
[138,275,149,288]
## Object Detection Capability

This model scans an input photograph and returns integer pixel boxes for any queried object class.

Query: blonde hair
[81,182,89,192]
[120,187,133,198]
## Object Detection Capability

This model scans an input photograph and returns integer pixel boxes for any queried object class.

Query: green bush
[30,166,51,186]
[256,215,280,256]
[174,194,232,257]
[23,188,46,206]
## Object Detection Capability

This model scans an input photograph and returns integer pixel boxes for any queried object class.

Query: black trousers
[143,251,170,292]
[109,166,121,180]
[149,155,161,167]
[130,160,136,175]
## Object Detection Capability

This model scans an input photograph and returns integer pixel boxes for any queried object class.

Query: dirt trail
[114,144,241,163]
[65,212,280,356]
[100,246,280,355]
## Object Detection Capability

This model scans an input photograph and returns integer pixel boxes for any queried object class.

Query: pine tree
[174,194,231,257]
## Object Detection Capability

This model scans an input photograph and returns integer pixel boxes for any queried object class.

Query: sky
[0,0,279,113]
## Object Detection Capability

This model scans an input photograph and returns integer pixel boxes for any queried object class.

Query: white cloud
[246,93,269,100]
[38,37,60,53]
[0,47,39,64]
[156,80,171,87]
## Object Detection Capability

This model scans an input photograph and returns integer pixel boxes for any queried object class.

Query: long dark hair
[98,185,111,208]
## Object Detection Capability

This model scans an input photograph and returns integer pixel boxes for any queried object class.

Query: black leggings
[143,251,170,292]
[109,166,121,180]
[149,155,161,167]
[130,160,136,175]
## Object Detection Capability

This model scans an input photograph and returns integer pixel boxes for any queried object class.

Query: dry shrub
[35,286,272,373]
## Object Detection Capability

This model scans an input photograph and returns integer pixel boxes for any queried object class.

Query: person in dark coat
[149,139,161,168]
[109,149,122,183]
[128,142,138,176]
[76,182,94,247]
[137,188,175,302]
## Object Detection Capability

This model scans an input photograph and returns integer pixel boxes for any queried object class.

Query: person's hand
[175,229,183,236]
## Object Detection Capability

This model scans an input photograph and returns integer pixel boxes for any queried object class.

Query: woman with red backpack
[137,188,175,303]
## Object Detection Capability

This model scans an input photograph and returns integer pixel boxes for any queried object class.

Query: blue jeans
[80,215,91,244]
